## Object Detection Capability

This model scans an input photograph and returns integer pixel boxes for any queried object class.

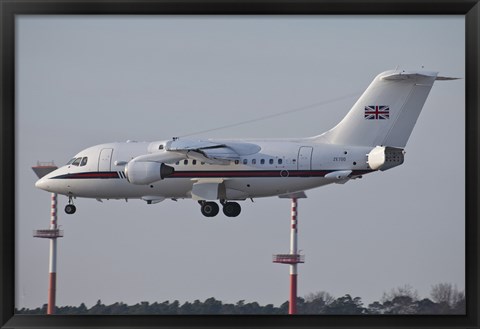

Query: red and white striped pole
[273,196,305,314]
[289,197,298,315]
[32,162,62,315]
[47,192,58,315]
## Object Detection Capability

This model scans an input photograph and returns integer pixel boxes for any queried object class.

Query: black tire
[65,204,76,215]
[201,202,219,217]
[223,202,241,217]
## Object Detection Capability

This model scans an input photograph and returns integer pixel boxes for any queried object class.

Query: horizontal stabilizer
[381,71,438,81]
[435,76,460,81]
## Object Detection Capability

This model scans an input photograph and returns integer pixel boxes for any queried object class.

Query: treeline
[16,283,465,315]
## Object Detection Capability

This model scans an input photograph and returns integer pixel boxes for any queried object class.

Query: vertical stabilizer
[316,70,438,148]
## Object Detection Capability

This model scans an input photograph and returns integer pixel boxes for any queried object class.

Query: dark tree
[324,294,366,314]
[301,291,334,314]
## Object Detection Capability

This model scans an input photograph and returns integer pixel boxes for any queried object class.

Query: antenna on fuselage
[178,91,361,138]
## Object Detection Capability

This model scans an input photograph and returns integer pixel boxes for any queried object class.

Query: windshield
[72,158,82,166]
[67,157,88,167]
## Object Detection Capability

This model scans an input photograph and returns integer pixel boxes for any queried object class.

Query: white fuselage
[35,69,446,216]
[35,139,375,201]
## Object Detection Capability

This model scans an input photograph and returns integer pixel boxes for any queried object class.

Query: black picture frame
[1,1,478,328]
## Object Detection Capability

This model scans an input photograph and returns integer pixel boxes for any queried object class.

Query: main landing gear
[65,196,76,215]
[199,200,242,218]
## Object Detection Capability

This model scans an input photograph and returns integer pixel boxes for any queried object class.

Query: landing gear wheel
[222,202,241,217]
[200,202,219,217]
[65,204,76,215]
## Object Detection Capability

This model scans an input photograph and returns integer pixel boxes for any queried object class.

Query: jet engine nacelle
[367,146,405,171]
[125,160,175,185]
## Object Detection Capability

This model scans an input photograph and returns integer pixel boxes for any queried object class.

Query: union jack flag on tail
[364,105,390,120]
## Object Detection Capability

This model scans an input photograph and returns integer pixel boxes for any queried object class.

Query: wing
[125,138,261,185]
[136,138,261,165]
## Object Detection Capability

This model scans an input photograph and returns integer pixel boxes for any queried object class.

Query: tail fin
[316,70,439,148]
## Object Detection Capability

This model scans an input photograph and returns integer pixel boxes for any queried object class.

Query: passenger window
[235,160,239,165]
[80,157,88,166]
[269,159,274,165]
[243,159,248,165]
[252,159,256,165]
[278,159,283,165]
[183,160,188,165]
[175,161,180,165]
[158,144,164,150]
[260,159,265,165]
[72,158,82,166]
[192,160,197,165]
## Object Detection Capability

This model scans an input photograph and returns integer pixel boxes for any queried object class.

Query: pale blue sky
[16,16,464,310]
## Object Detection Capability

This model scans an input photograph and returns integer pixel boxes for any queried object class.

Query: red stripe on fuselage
[53,170,372,180]
[168,170,372,178]
[53,172,120,179]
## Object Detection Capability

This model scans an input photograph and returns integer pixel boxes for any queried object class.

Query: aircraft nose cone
[35,177,49,190]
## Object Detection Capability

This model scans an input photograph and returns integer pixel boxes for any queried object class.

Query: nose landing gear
[65,204,76,214]
[65,196,76,214]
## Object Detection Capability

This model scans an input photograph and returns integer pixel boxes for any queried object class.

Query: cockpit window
[66,158,76,165]
[80,157,88,166]
[72,158,82,166]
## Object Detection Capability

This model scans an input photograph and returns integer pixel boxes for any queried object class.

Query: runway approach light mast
[273,193,306,314]
[32,162,63,315]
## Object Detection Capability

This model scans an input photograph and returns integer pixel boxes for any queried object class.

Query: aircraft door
[298,146,313,170]
[98,148,113,172]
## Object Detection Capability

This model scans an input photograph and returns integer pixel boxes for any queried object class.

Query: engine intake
[125,160,175,185]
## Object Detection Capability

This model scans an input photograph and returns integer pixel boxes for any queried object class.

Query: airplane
[35,69,456,218]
